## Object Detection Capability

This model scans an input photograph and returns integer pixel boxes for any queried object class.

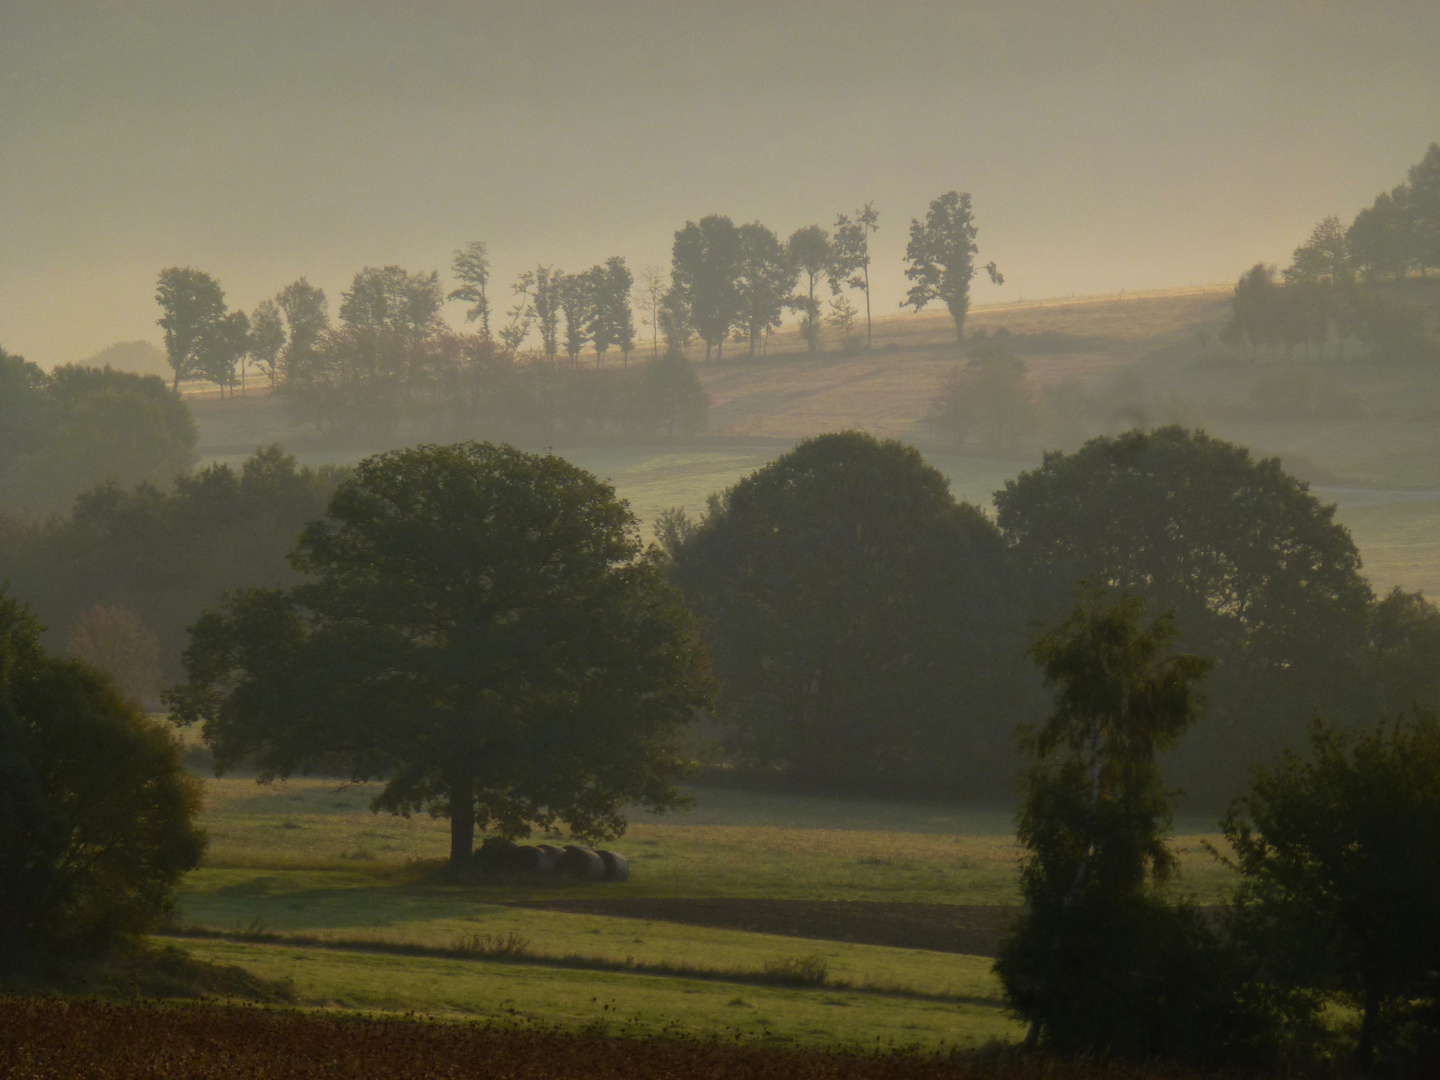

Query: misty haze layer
[2,0,1438,366]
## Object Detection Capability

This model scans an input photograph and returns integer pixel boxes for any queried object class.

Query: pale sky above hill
[3,1,1439,367]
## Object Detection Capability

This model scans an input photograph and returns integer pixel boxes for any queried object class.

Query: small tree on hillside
[496,271,535,355]
[735,222,795,356]
[671,215,743,362]
[559,271,592,365]
[531,265,562,362]
[902,191,1003,343]
[637,265,666,359]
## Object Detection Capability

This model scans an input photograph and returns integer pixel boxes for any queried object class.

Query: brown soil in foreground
[513,899,1018,957]
[0,997,1205,1080]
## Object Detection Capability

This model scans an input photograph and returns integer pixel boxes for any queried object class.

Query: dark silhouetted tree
[1224,716,1440,1071]
[248,298,287,390]
[168,443,713,869]
[449,240,493,338]
[0,589,205,964]
[997,591,1216,1055]
[275,278,329,387]
[735,222,795,356]
[902,191,1003,343]
[671,215,742,362]
[995,426,1373,804]
[669,432,1031,797]
[155,267,227,390]
[531,265,562,362]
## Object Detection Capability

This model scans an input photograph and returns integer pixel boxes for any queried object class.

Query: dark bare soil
[513,900,1018,957]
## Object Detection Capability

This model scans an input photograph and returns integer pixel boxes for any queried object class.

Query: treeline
[1222,143,1440,362]
[0,447,344,687]
[0,350,196,513]
[663,428,1440,806]
[151,189,1002,436]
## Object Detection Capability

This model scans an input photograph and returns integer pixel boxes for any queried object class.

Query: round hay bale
[535,843,564,862]
[474,837,520,874]
[596,850,630,883]
[511,845,557,876]
[558,845,605,882]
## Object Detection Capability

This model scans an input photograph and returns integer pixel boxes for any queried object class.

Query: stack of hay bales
[474,838,628,882]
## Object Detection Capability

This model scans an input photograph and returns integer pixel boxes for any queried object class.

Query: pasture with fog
[4,5,1440,1078]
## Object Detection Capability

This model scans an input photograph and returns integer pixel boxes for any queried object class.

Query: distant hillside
[696,286,1233,440]
[78,340,169,379]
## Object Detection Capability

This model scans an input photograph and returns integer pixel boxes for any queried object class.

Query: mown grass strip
[159,926,1004,1006]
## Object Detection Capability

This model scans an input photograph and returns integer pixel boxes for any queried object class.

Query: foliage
[787,225,832,352]
[168,442,714,867]
[998,594,1291,1065]
[531,264,563,361]
[0,356,197,514]
[247,298,287,389]
[669,432,1033,798]
[902,191,1003,343]
[0,589,204,964]
[831,201,879,349]
[1223,715,1440,1072]
[449,239,493,337]
[995,426,1374,805]
[0,445,344,682]
[924,340,1035,451]
[339,265,445,339]
[735,222,796,356]
[155,266,228,389]
[671,214,743,361]
[274,277,330,385]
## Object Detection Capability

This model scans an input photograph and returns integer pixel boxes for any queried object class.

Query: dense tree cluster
[0,348,196,513]
[666,432,1038,799]
[1223,145,1440,362]
[0,446,344,683]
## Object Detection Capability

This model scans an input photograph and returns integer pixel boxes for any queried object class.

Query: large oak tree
[169,442,712,868]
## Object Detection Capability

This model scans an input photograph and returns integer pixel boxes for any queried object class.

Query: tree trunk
[449,775,475,868]
[863,265,872,351]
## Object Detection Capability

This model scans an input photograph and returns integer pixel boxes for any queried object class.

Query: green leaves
[173,442,713,865]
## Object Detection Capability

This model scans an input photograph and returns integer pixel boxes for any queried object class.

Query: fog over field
[3,0,1439,365]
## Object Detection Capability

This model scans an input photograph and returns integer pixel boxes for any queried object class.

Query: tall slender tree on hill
[559,271,591,365]
[831,201,879,349]
[787,225,832,353]
[449,240,493,338]
[496,271,535,355]
[637,265,666,359]
[531,265,562,362]
[902,191,1003,344]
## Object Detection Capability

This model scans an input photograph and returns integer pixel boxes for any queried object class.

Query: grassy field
[150,774,1239,1049]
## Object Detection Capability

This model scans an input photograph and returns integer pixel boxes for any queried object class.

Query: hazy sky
[3,1,1438,367]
